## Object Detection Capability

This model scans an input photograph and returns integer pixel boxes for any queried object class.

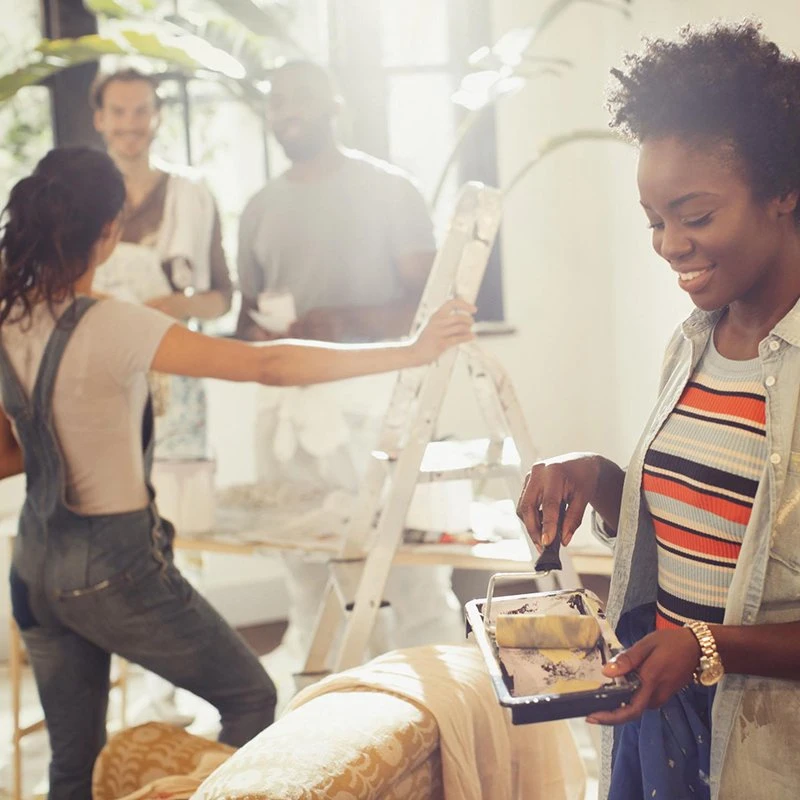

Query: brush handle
[535,528,562,572]
[534,506,564,572]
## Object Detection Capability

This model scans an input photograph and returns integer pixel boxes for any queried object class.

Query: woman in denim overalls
[0,147,475,799]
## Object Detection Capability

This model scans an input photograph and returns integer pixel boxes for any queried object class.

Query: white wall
[486,0,800,466]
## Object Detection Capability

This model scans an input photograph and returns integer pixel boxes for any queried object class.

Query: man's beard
[106,130,155,161]
[276,118,331,162]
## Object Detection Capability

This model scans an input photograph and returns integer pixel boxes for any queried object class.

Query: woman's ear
[776,189,799,218]
[102,214,123,244]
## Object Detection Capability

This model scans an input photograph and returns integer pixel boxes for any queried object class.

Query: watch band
[685,620,724,685]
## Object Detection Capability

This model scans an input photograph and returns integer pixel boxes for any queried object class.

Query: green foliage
[83,0,157,18]
[432,0,634,207]
[0,4,52,197]
[0,0,297,105]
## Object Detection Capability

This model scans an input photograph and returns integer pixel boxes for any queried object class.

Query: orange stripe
[679,385,765,425]
[656,614,680,631]
[653,518,741,561]
[643,473,753,525]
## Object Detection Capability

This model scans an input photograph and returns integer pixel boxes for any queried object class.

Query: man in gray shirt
[235,62,465,664]
[236,60,436,342]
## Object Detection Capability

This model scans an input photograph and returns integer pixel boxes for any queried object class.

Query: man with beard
[235,60,436,343]
[235,61,464,668]
[91,68,233,460]
[92,69,232,333]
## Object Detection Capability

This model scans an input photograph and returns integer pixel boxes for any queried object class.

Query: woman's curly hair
[607,20,800,216]
[0,147,125,326]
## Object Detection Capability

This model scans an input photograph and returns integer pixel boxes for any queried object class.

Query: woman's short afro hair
[607,19,800,212]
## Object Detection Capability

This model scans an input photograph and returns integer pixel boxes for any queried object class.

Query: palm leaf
[207,0,293,41]
[534,0,631,45]
[83,0,156,18]
[502,129,629,199]
[0,64,62,102]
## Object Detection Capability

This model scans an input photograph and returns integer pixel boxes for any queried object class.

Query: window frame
[327,0,505,321]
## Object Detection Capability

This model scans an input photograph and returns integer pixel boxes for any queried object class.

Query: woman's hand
[586,628,701,725]
[410,298,476,364]
[516,453,608,549]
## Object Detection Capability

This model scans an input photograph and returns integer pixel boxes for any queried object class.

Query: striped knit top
[643,336,767,630]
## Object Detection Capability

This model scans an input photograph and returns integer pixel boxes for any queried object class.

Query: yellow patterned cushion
[382,748,443,800]
[193,689,442,800]
[92,722,234,800]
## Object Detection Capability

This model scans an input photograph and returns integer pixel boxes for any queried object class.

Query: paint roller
[493,503,601,650]
[494,613,601,650]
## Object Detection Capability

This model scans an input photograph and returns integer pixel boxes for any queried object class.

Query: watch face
[699,661,724,687]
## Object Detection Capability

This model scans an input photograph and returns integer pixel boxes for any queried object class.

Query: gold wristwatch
[685,620,725,686]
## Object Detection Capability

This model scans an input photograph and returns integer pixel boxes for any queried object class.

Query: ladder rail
[297,182,571,681]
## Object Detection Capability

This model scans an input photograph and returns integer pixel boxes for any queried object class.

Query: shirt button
[769,340,780,352]
[770,453,781,465]
[765,376,776,387]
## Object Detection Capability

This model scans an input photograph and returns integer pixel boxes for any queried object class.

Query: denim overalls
[4,297,275,800]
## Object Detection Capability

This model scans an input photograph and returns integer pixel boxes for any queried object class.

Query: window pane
[380,0,449,67]
[387,72,457,236]
[156,79,271,333]
[0,5,52,198]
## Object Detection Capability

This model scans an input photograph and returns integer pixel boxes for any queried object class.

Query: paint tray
[465,574,639,724]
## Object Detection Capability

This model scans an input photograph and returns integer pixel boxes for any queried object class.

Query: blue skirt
[608,604,716,800]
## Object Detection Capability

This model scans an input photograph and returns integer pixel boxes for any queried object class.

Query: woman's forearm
[152,298,473,384]
[257,339,424,385]
[153,328,423,383]
[713,622,800,680]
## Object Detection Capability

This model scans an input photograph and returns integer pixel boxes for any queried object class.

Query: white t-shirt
[0,297,174,514]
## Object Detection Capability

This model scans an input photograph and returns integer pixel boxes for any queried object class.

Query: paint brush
[534,505,564,572]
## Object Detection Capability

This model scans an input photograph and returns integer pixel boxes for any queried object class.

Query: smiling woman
[636,136,800,332]
[514,19,800,800]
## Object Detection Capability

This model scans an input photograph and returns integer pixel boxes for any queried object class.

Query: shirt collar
[770,295,800,348]
[680,306,723,340]
[680,296,800,349]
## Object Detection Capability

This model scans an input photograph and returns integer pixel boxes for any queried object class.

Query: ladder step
[373,437,521,482]
[417,463,519,482]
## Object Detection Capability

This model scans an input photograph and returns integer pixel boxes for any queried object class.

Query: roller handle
[534,507,564,572]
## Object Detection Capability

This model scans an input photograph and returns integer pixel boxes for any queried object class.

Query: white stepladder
[296,182,582,683]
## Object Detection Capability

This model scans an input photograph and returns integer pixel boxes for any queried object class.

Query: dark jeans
[11,509,276,800]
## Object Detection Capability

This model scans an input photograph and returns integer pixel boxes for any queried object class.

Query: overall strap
[31,296,97,419]
[0,336,29,420]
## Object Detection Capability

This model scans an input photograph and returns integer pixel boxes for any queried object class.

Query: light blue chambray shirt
[594,299,800,799]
